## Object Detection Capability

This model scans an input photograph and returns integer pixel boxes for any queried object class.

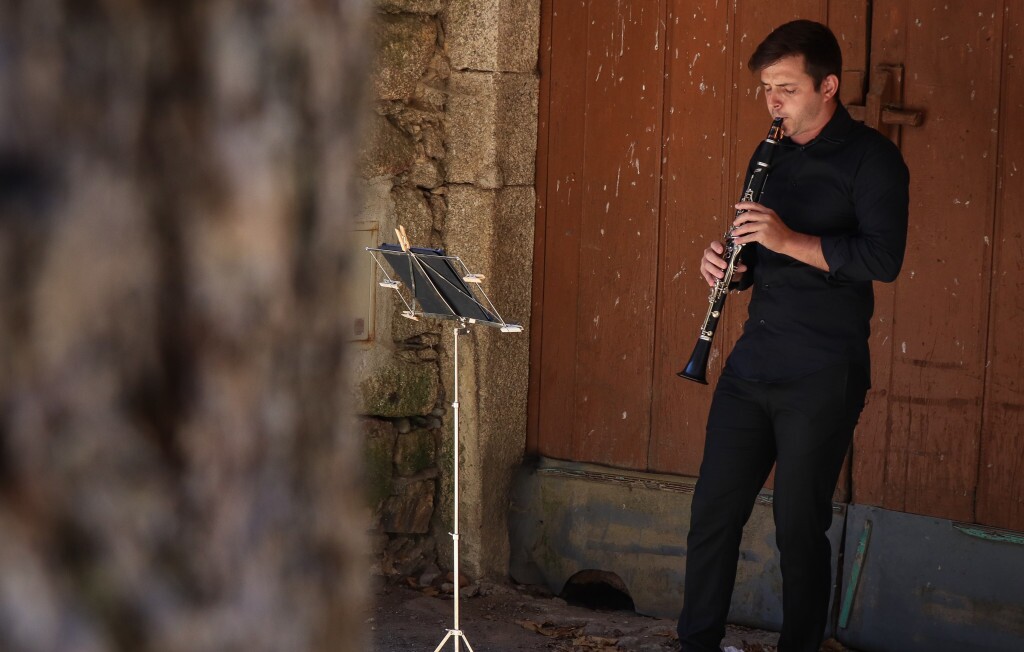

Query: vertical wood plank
[647,0,734,475]
[572,0,665,468]
[535,0,589,461]
[526,0,555,456]
[977,0,1024,531]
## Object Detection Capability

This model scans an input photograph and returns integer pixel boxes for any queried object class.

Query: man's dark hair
[748,19,842,90]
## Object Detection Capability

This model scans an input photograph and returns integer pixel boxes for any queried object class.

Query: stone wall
[354,0,539,583]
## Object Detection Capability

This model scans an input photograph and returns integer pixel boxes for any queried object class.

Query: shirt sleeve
[820,136,910,283]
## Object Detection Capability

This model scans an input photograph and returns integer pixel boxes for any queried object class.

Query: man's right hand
[700,240,747,287]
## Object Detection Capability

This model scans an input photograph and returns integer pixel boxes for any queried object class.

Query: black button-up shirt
[725,103,910,382]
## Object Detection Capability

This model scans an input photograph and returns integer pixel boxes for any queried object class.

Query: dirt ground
[368,578,858,652]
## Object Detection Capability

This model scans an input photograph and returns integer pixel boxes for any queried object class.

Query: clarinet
[677,117,784,384]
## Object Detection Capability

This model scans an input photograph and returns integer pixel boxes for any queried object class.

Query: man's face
[759,54,838,145]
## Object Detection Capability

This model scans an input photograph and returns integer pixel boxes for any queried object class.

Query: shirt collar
[782,102,856,148]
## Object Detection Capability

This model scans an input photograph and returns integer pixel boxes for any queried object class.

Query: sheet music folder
[375,243,500,326]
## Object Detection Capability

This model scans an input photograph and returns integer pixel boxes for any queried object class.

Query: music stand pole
[432,322,474,652]
[366,234,522,652]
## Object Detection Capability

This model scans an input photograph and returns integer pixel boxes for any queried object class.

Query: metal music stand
[367,227,522,652]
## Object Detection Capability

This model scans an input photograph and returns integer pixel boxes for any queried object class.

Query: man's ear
[822,74,840,100]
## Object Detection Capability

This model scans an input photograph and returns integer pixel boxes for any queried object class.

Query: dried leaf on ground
[573,635,619,647]
[551,636,620,652]
[515,619,583,638]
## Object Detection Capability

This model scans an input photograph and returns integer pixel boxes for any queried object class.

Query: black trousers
[677,363,869,652]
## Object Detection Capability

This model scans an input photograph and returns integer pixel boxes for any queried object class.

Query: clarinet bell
[677,337,711,384]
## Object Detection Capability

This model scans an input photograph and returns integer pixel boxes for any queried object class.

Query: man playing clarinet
[677,20,910,652]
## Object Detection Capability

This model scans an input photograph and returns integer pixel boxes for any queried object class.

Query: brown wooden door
[852,1,1024,530]
[529,0,1024,532]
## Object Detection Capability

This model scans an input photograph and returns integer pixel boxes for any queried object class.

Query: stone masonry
[354,0,539,583]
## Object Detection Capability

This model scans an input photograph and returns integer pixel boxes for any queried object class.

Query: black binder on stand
[369,233,521,331]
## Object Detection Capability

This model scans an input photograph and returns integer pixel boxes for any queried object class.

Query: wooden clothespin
[393,226,409,251]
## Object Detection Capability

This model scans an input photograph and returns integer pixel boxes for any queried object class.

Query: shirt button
[759,320,766,325]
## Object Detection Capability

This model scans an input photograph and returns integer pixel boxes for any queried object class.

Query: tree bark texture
[0,1,370,650]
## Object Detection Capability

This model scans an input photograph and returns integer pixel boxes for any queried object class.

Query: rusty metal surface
[838,504,1024,652]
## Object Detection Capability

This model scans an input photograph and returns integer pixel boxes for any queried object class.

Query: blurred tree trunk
[0,1,370,651]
